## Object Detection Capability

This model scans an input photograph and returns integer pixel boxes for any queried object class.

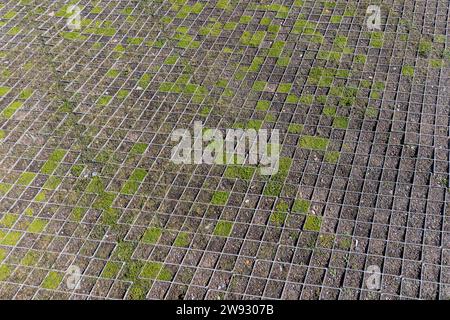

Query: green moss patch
[292,199,310,213]
[299,135,329,150]
[43,176,62,190]
[34,191,46,202]
[21,250,39,266]
[288,123,303,134]
[142,227,162,244]
[211,191,230,205]
[42,271,63,289]
[27,218,47,233]
[402,65,415,77]
[121,168,148,194]
[0,231,22,245]
[304,215,322,232]
[141,262,172,281]
[332,117,349,129]
[224,166,256,180]
[17,172,36,185]
[0,264,11,281]
[1,101,23,118]
[0,248,6,262]
[0,86,10,97]
[324,151,340,163]
[70,207,86,222]
[213,220,233,237]
[263,181,283,197]
[131,143,148,154]
[0,213,17,228]
[101,261,121,278]
[0,183,12,195]
[174,232,190,247]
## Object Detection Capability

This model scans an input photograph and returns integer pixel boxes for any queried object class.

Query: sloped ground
[0,0,449,300]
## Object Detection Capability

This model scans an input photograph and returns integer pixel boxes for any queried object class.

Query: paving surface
[0,0,449,300]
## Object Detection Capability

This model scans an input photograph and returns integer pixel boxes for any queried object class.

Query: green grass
[269,201,289,226]
[288,123,303,134]
[1,101,23,118]
[127,37,144,45]
[27,219,47,233]
[106,69,120,78]
[101,261,121,278]
[213,220,233,237]
[100,207,118,225]
[142,227,162,244]
[0,183,12,195]
[263,181,283,196]
[138,74,153,88]
[34,191,46,202]
[43,176,62,190]
[164,55,178,65]
[211,191,230,205]
[0,87,10,97]
[224,166,256,180]
[430,59,444,68]
[324,151,340,163]
[117,89,130,99]
[269,211,287,226]
[3,11,16,19]
[256,100,270,111]
[19,88,33,100]
[86,176,105,194]
[0,248,6,262]
[199,106,211,117]
[0,130,5,139]
[70,207,86,222]
[42,271,63,289]
[239,15,252,23]
[300,94,314,105]
[17,172,36,185]
[402,65,415,77]
[21,251,39,266]
[333,117,349,129]
[330,15,342,23]
[304,215,322,232]
[41,149,66,174]
[246,119,263,130]
[370,32,384,48]
[174,232,190,247]
[121,168,148,194]
[61,31,87,41]
[323,106,336,116]
[252,81,266,91]
[131,143,148,154]
[0,231,22,245]
[299,135,329,150]
[292,199,310,213]
[98,95,112,107]
[365,107,378,118]
[141,262,172,281]
[0,265,11,281]
[354,54,367,64]
[418,40,433,57]
[277,83,292,93]
[70,164,84,177]
[0,213,17,228]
